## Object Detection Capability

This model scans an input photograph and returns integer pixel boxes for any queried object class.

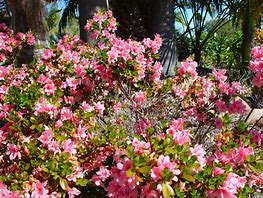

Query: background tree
[4,0,51,63]
[174,0,232,64]
[226,0,262,68]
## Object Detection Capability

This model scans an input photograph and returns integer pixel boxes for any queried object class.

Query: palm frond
[58,0,79,36]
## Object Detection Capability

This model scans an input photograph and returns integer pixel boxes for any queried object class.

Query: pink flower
[31,181,49,198]
[167,119,191,145]
[48,141,60,155]
[172,86,186,100]
[62,139,77,155]
[251,45,263,59]
[42,49,54,60]
[151,155,180,181]
[81,101,94,112]
[252,71,263,88]
[132,138,150,155]
[113,102,122,112]
[74,63,86,77]
[67,167,85,182]
[190,144,206,169]
[143,34,162,54]
[108,17,117,32]
[60,107,73,121]
[0,182,20,197]
[68,187,81,198]
[215,99,227,113]
[65,77,79,90]
[26,32,36,45]
[231,82,247,94]
[215,118,223,129]
[218,82,230,95]
[234,146,254,164]
[134,119,151,137]
[212,69,228,82]
[249,173,263,188]
[222,173,246,195]
[150,62,162,84]
[76,124,87,139]
[228,100,246,114]
[207,188,236,198]
[178,60,198,79]
[212,167,225,177]
[44,83,56,95]
[107,48,118,63]
[250,45,263,88]
[6,143,21,160]
[140,184,160,198]
[34,97,57,117]
[38,129,53,146]
[55,120,63,128]
[0,66,9,80]
[134,91,146,105]
[213,150,235,167]
[92,166,111,186]
[94,102,105,115]
[250,129,262,146]
[37,74,50,84]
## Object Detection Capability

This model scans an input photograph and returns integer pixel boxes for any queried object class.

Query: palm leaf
[58,0,79,36]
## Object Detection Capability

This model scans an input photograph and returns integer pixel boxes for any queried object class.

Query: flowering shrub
[250,45,263,89]
[0,11,262,197]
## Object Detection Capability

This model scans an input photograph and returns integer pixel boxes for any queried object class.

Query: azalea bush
[0,10,262,198]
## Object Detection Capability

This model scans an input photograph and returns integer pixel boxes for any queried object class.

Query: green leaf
[76,178,89,187]
[182,167,195,182]
[126,169,135,178]
[138,166,151,174]
[59,178,68,190]
[236,121,248,132]
[162,182,175,198]
[41,166,49,173]
[165,147,177,154]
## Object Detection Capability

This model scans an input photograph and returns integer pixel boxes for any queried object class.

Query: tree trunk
[5,0,48,64]
[78,0,107,43]
[241,0,256,68]
[150,0,177,77]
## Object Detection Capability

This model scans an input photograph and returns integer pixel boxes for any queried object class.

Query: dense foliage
[201,31,243,80]
[0,11,262,198]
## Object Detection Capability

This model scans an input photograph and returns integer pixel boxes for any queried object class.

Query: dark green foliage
[201,30,245,81]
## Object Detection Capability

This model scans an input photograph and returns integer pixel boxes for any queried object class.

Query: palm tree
[226,0,262,67]
[174,0,232,65]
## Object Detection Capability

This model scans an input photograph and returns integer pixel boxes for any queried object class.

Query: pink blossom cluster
[250,45,263,88]
[86,11,163,84]
[0,182,20,197]
[167,119,191,145]
[106,158,139,197]
[215,99,246,114]
[209,146,254,167]
[132,137,151,155]
[0,23,35,63]
[208,173,246,198]
[190,144,206,169]
[177,59,198,79]
[151,155,181,181]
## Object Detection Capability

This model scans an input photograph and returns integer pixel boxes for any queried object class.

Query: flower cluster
[0,10,262,198]
[250,45,263,88]
[0,23,35,64]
